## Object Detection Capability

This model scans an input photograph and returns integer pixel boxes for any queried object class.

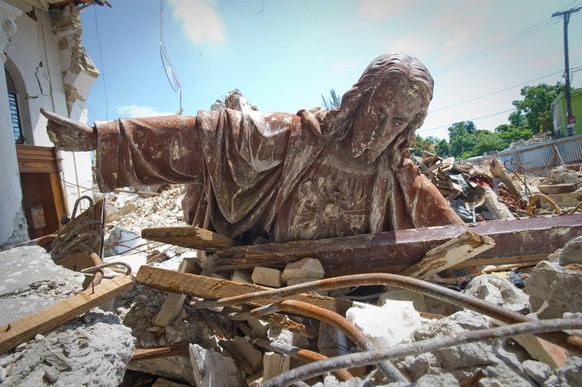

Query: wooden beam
[399,231,495,279]
[0,276,133,355]
[141,226,239,251]
[136,266,353,316]
[132,342,190,360]
[213,214,582,277]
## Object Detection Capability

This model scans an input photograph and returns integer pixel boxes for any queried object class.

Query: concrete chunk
[188,343,242,387]
[231,336,262,372]
[281,258,324,283]
[262,352,290,382]
[251,267,282,288]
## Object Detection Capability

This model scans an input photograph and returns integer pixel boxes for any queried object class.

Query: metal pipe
[246,300,408,383]
[194,273,582,356]
[262,318,582,387]
[253,338,353,382]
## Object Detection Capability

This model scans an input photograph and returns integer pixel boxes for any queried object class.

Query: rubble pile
[1,159,582,386]
[415,152,582,221]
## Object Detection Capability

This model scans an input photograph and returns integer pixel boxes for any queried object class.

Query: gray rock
[559,236,582,266]
[415,372,459,387]
[463,274,530,314]
[525,261,582,318]
[545,356,582,386]
[522,359,551,385]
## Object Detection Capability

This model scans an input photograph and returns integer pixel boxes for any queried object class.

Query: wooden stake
[0,276,133,355]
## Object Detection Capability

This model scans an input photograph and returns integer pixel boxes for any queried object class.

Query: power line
[431,1,582,77]
[419,108,516,134]
[92,5,109,120]
[429,70,564,113]
[432,19,559,76]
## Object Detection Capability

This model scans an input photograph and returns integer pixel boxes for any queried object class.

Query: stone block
[559,236,582,266]
[231,336,262,372]
[251,267,282,288]
[231,269,252,284]
[281,258,324,283]
[262,352,290,381]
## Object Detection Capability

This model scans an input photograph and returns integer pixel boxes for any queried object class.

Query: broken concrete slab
[0,246,82,325]
[525,260,582,319]
[0,310,133,386]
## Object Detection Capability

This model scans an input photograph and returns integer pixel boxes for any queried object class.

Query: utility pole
[552,7,581,136]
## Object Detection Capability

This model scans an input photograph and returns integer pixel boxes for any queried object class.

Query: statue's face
[350,76,423,164]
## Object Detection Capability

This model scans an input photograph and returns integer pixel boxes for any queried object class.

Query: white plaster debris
[346,300,423,348]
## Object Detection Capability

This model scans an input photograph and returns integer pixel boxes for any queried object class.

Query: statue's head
[325,53,433,164]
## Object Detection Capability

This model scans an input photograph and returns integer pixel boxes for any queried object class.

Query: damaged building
[1,1,582,387]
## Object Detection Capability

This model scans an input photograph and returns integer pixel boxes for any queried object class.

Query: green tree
[435,139,451,157]
[321,88,341,110]
[448,121,477,158]
[512,83,563,133]
[467,130,509,158]
[494,124,533,144]
[410,135,436,157]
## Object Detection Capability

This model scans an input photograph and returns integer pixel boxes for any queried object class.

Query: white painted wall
[0,2,24,245]
[1,0,97,246]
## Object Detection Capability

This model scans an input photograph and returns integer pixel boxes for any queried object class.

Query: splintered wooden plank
[0,276,133,355]
[136,266,353,316]
[399,231,495,279]
[141,226,239,251]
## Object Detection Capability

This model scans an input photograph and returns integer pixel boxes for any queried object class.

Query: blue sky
[80,0,582,140]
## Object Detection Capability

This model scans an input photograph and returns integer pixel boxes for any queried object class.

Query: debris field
[1,160,582,387]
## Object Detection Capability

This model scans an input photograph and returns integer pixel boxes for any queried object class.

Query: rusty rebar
[193,273,582,356]
[526,193,563,216]
[253,339,353,382]
[262,317,582,387]
[241,300,408,383]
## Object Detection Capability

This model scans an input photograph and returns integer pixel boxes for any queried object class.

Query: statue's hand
[41,108,97,151]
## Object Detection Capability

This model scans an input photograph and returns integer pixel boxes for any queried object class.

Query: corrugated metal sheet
[466,134,582,176]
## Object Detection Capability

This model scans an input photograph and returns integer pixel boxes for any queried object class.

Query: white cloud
[116,105,173,118]
[387,34,437,56]
[333,60,358,75]
[169,0,225,44]
[433,0,491,51]
[357,0,415,21]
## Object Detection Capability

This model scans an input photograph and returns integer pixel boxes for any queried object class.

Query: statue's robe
[95,109,462,243]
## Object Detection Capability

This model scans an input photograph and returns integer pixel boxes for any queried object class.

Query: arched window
[6,68,23,144]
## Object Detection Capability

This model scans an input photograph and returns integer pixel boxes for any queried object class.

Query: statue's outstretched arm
[41,108,97,151]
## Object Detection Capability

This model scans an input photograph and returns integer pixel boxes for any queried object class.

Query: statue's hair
[323,53,434,154]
